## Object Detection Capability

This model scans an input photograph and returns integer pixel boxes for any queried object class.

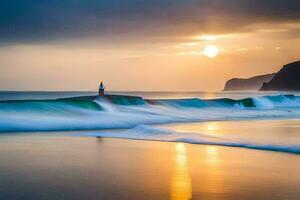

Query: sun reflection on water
[170,143,192,200]
[205,146,220,164]
[206,123,219,132]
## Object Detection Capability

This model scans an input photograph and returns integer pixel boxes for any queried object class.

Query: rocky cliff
[224,73,275,91]
[260,61,300,91]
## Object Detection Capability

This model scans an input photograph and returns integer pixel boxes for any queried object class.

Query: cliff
[260,61,300,91]
[223,73,275,91]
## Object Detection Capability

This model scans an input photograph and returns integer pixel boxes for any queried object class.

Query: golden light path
[170,143,192,200]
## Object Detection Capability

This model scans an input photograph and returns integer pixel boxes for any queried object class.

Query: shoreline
[1,119,300,155]
[1,134,300,200]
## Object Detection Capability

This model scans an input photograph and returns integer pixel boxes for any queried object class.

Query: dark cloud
[0,0,299,45]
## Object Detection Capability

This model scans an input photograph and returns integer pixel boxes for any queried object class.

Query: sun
[203,45,219,58]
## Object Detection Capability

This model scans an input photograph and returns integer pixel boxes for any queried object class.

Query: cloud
[0,0,299,45]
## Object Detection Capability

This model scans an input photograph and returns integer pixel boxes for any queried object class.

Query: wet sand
[163,119,300,145]
[0,129,300,200]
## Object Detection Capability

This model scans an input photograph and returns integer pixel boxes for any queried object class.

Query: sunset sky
[0,0,299,91]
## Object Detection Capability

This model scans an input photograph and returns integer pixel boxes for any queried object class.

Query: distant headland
[224,60,300,91]
[223,73,275,91]
[260,61,300,91]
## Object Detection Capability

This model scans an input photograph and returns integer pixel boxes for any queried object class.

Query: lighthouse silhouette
[98,82,105,96]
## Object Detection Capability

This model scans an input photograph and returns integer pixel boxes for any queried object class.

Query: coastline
[1,119,300,200]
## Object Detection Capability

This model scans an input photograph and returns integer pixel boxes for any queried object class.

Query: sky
[0,0,299,91]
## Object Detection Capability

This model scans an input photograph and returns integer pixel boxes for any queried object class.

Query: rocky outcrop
[223,73,275,91]
[260,61,300,91]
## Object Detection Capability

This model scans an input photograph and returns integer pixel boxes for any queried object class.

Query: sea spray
[0,94,300,132]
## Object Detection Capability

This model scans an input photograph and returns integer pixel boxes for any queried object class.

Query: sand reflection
[205,146,220,164]
[170,143,192,200]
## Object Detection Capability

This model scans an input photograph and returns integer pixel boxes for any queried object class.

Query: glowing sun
[203,45,219,58]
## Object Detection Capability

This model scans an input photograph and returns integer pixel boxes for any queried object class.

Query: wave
[0,99,102,113]
[82,125,300,155]
[0,94,300,132]
[151,94,300,108]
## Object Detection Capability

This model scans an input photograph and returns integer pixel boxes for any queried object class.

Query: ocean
[1,91,300,200]
[1,91,300,154]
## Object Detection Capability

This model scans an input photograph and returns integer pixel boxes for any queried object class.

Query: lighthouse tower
[98,82,105,96]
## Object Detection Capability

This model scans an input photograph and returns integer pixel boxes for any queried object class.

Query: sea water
[1,91,300,154]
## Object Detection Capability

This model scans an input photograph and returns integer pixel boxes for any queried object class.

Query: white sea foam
[0,94,300,132]
[1,94,300,154]
[82,125,300,155]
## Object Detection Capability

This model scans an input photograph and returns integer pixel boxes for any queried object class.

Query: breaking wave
[0,94,300,132]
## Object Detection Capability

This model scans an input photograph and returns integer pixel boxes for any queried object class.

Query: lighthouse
[98,82,105,96]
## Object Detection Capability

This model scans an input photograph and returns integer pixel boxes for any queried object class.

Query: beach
[1,91,300,200]
[1,119,300,200]
[2,0,300,199]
